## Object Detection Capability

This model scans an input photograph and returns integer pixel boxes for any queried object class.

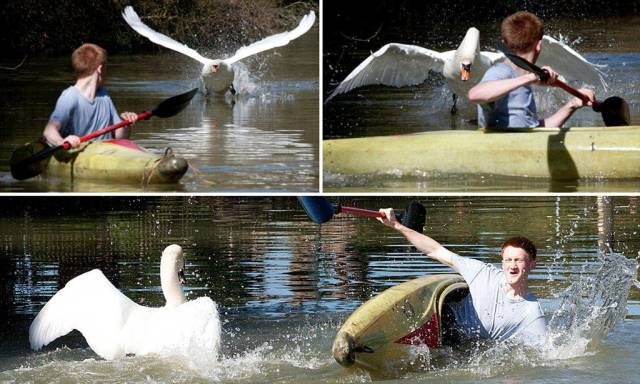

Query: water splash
[545,252,638,357]
[429,252,637,381]
[231,62,260,96]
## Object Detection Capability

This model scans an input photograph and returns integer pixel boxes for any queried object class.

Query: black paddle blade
[151,88,198,118]
[496,40,549,81]
[298,196,335,224]
[399,201,426,233]
[595,96,631,126]
[10,140,51,180]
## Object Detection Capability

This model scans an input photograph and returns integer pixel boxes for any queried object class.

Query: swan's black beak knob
[178,270,187,285]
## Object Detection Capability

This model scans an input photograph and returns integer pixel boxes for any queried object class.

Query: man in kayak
[377,208,546,346]
[468,11,594,128]
[43,43,138,148]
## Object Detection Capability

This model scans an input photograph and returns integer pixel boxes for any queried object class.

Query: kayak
[42,139,188,184]
[324,126,640,180]
[333,274,468,373]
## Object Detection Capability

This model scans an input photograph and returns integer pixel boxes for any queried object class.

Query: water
[0,26,319,192]
[323,16,640,192]
[0,196,638,383]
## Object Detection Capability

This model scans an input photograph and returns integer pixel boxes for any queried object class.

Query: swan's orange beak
[460,63,471,81]
[211,65,218,73]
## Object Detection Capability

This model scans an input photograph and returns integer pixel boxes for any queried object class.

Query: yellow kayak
[44,139,188,184]
[324,126,640,180]
[333,274,468,373]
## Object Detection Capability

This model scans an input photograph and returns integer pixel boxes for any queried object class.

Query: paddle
[496,41,630,126]
[298,196,426,233]
[10,88,199,181]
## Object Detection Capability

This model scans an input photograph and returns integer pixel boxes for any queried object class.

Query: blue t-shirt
[49,86,122,141]
[477,62,541,128]
[449,254,547,345]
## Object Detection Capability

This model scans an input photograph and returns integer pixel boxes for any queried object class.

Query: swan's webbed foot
[450,94,458,115]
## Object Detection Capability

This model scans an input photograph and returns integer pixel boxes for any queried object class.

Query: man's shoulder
[451,254,498,284]
[483,62,515,81]
[96,86,111,98]
[523,293,544,314]
[58,86,79,100]
[450,253,487,269]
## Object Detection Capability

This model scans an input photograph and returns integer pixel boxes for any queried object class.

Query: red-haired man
[43,43,138,148]
[468,11,595,128]
[378,208,546,345]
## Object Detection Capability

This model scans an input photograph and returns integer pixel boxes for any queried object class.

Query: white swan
[326,28,607,114]
[537,35,607,90]
[29,244,221,360]
[122,6,316,95]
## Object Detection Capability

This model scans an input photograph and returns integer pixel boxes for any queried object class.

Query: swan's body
[29,244,221,360]
[326,28,607,113]
[122,6,316,95]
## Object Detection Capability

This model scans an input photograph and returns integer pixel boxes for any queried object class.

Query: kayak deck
[44,139,188,184]
[324,126,640,180]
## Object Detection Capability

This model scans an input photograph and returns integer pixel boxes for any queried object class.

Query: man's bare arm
[468,73,537,104]
[43,120,80,147]
[378,208,458,268]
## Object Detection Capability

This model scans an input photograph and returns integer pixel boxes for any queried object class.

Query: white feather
[224,11,316,65]
[28,245,221,361]
[326,29,608,104]
[122,6,315,94]
[29,269,136,359]
[121,6,214,67]
[326,28,506,102]
[538,35,608,91]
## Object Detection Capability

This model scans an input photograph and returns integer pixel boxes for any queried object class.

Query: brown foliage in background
[0,0,317,56]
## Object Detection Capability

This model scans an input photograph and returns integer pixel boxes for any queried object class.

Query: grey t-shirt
[477,62,541,128]
[50,86,122,141]
[449,254,546,345]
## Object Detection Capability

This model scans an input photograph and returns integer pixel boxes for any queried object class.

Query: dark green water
[0,196,638,382]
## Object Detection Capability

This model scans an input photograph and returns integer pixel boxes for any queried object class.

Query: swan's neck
[456,27,480,63]
[161,262,186,307]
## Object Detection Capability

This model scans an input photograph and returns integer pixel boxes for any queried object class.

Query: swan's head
[460,61,472,81]
[161,244,188,307]
[457,28,480,81]
[204,60,228,75]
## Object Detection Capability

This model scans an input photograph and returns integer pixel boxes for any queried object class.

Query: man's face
[501,246,535,285]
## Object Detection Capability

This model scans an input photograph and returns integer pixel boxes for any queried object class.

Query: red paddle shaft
[553,80,598,106]
[61,111,152,150]
[338,206,385,218]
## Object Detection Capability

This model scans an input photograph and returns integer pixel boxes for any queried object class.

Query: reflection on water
[0,196,638,382]
[323,16,640,192]
[0,27,319,192]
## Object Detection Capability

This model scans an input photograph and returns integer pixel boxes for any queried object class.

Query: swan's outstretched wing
[122,6,214,66]
[223,11,316,65]
[480,51,506,65]
[538,35,607,90]
[326,43,447,102]
[29,269,138,359]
